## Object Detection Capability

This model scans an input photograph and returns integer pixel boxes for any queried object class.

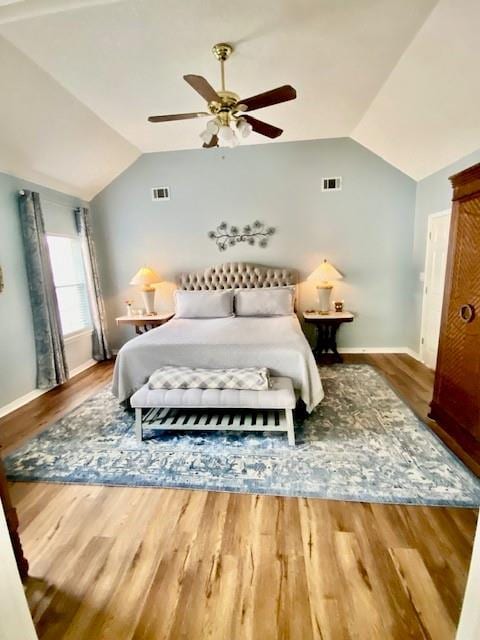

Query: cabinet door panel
[436,199,480,438]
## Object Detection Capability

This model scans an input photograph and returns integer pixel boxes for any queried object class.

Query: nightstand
[116,312,174,335]
[303,311,354,363]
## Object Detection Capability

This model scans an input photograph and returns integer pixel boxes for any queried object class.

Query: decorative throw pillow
[234,286,295,316]
[174,289,234,318]
[148,365,270,390]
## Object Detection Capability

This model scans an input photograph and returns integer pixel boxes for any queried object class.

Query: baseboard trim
[404,348,422,362]
[0,388,47,419]
[0,359,98,419]
[338,347,422,361]
[69,359,97,378]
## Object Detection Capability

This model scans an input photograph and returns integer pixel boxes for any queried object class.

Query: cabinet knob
[459,304,475,323]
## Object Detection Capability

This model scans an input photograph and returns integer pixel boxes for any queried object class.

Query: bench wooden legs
[285,409,295,446]
[135,408,143,442]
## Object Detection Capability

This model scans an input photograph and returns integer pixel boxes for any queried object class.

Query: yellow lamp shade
[307,259,343,283]
[129,267,161,289]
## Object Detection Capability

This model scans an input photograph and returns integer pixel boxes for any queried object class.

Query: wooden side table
[116,313,174,335]
[303,311,354,363]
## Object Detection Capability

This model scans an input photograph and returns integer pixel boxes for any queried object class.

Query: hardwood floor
[1,355,478,640]
[0,361,112,455]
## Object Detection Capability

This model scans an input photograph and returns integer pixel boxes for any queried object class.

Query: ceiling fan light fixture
[200,130,213,144]
[237,118,253,138]
[218,124,234,142]
[226,135,240,149]
[206,119,219,135]
[147,42,297,149]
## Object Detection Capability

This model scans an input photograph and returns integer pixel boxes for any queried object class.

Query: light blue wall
[91,137,417,350]
[411,148,480,349]
[3,139,478,409]
[0,171,85,408]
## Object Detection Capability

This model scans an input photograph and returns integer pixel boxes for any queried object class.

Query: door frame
[0,504,38,640]
[419,209,451,365]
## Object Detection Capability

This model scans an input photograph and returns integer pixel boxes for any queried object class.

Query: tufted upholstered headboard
[178,262,298,291]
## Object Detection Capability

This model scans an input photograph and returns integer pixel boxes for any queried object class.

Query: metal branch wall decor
[208,220,276,252]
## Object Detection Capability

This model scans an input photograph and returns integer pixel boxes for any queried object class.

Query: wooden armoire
[430,163,480,467]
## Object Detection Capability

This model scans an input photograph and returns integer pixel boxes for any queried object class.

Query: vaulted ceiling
[0,0,479,199]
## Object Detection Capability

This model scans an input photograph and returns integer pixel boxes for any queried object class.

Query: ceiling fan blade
[243,115,283,139]
[183,74,221,103]
[203,134,219,149]
[239,85,296,112]
[148,112,209,123]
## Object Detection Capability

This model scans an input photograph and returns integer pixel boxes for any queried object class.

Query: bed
[112,263,323,412]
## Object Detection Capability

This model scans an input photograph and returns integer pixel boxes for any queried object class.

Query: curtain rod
[17,190,84,211]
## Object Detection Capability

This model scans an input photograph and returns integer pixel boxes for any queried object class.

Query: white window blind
[46,235,91,337]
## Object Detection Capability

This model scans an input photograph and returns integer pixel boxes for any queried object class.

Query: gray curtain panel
[18,190,69,388]
[75,207,111,361]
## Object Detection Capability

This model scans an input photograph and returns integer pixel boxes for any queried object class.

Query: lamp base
[142,289,156,315]
[317,285,333,314]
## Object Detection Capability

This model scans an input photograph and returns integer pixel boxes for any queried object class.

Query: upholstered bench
[130,376,296,445]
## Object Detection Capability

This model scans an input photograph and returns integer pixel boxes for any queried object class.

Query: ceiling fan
[148,43,297,149]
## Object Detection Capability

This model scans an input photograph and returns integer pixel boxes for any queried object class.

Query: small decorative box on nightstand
[303,311,354,363]
[116,312,174,335]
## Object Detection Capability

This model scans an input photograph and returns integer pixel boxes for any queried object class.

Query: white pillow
[235,287,295,317]
[174,289,234,318]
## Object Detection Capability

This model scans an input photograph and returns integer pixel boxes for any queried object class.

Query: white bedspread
[112,316,323,412]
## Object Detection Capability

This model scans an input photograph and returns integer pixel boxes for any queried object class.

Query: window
[47,235,91,336]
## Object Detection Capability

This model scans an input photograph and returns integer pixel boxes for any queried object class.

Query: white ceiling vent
[322,177,342,192]
[152,186,170,201]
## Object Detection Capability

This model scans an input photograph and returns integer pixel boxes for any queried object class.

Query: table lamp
[130,267,161,315]
[307,259,343,314]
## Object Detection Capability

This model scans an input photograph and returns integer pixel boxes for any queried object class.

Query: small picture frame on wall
[334,300,344,312]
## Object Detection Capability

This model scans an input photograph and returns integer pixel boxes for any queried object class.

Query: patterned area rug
[5,365,480,506]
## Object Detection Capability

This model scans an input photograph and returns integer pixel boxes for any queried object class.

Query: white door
[421,211,451,369]
[456,519,480,639]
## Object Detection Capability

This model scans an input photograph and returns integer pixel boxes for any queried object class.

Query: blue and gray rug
[5,365,480,507]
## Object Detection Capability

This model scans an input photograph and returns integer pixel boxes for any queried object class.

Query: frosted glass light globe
[206,120,219,134]
[237,119,253,138]
[228,136,240,147]
[219,125,234,141]
[200,130,213,144]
